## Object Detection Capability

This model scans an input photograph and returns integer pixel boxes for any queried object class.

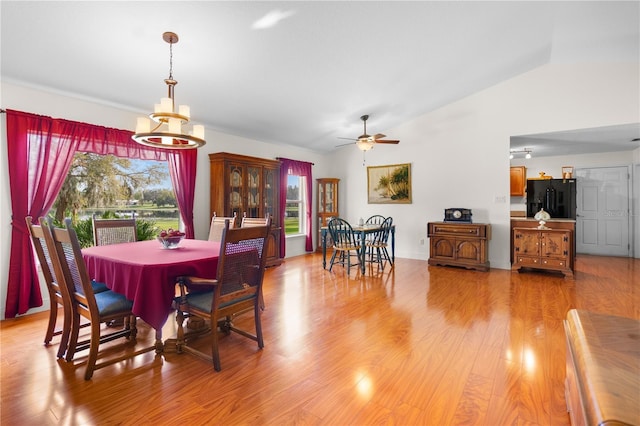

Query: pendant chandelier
[132,32,205,149]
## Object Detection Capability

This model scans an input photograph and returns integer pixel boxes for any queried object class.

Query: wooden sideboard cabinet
[209,152,281,267]
[427,222,491,272]
[510,166,526,196]
[512,227,573,277]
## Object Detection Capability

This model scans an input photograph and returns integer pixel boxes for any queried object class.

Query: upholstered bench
[563,309,640,425]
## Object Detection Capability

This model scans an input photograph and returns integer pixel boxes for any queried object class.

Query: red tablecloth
[82,239,220,331]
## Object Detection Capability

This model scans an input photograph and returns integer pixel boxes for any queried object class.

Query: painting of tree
[367,163,412,204]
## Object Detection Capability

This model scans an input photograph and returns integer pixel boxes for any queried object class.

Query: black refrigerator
[526,178,577,219]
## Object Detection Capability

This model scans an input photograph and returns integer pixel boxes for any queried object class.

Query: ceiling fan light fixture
[132,32,206,150]
[357,139,374,151]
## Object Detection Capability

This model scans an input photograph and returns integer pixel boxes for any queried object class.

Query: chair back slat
[241,213,270,228]
[328,217,360,249]
[365,215,386,226]
[49,218,96,310]
[370,216,393,246]
[92,215,137,246]
[25,217,62,298]
[208,212,237,242]
[216,217,270,304]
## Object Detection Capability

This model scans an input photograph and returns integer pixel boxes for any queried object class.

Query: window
[285,175,307,236]
[51,154,179,247]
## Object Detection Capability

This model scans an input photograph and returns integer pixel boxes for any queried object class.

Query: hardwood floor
[1,253,638,425]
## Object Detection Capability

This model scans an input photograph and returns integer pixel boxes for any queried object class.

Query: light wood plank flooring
[1,253,638,425]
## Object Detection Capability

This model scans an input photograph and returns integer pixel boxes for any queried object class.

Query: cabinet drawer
[541,258,567,268]
[429,223,486,237]
[515,256,539,266]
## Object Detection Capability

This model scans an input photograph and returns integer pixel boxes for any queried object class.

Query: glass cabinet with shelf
[316,178,339,251]
[209,152,281,266]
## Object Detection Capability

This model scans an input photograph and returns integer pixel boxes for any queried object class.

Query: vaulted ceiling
[2,1,638,156]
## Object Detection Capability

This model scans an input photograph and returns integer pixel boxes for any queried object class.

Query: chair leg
[57,303,72,359]
[211,317,221,372]
[44,299,58,345]
[65,312,82,362]
[254,303,264,349]
[328,250,338,271]
[84,320,102,380]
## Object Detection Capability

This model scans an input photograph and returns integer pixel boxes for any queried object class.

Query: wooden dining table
[82,239,220,350]
[320,223,395,274]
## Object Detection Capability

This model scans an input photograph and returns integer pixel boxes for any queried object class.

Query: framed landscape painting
[367,163,412,204]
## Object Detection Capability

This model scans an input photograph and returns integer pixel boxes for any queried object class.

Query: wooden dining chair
[365,216,394,270]
[26,216,109,359]
[363,215,386,257]
[25,216,74,358]
[173,216,271,371]
[240,213,270,228]
[92,215,137,246]
[365,215,386,225]
[46,217,155,380]
[208,212,237,242]
[327,217,362,275]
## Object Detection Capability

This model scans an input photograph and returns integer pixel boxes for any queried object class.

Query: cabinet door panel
[246,166,261,217]
[456,240,481,262]
[432,237,455,259]
[263,167,276,220]
[515,231,540,256]
[227,163,245,217]
[541,232,568,258]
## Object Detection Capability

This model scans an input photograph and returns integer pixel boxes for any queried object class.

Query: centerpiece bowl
[157,234,185,249]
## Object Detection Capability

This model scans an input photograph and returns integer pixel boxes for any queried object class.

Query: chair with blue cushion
[26,216,109,359]
[46,217,155,380]
[173,216,270,371]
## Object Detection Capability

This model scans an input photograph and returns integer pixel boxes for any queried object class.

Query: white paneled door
[576,166,631,256]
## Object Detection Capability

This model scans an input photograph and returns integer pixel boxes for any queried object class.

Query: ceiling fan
[337,114,400,151]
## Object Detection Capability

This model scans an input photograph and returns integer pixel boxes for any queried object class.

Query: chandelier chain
[168,39,174,80]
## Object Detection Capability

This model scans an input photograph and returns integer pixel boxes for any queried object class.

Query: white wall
[326,63,639,269]
[2,62,638,319]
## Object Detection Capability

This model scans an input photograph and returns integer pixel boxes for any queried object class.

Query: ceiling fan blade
[336,141,356,148]
[372,133,386,140]
[338,137,357,141]
[375,140,400,144]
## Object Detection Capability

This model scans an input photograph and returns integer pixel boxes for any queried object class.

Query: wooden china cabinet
[316,178,339,252]
[208,152,281,266]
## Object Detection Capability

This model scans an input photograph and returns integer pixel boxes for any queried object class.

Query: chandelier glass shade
[132,32,205,150]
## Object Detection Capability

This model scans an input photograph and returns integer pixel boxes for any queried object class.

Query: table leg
[391,226,395,265]
[322,228,327,269]
[360,229,366,274]
[155,329,164,353]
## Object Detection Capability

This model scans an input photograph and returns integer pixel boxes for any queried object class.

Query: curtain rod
[276,157,314,165]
